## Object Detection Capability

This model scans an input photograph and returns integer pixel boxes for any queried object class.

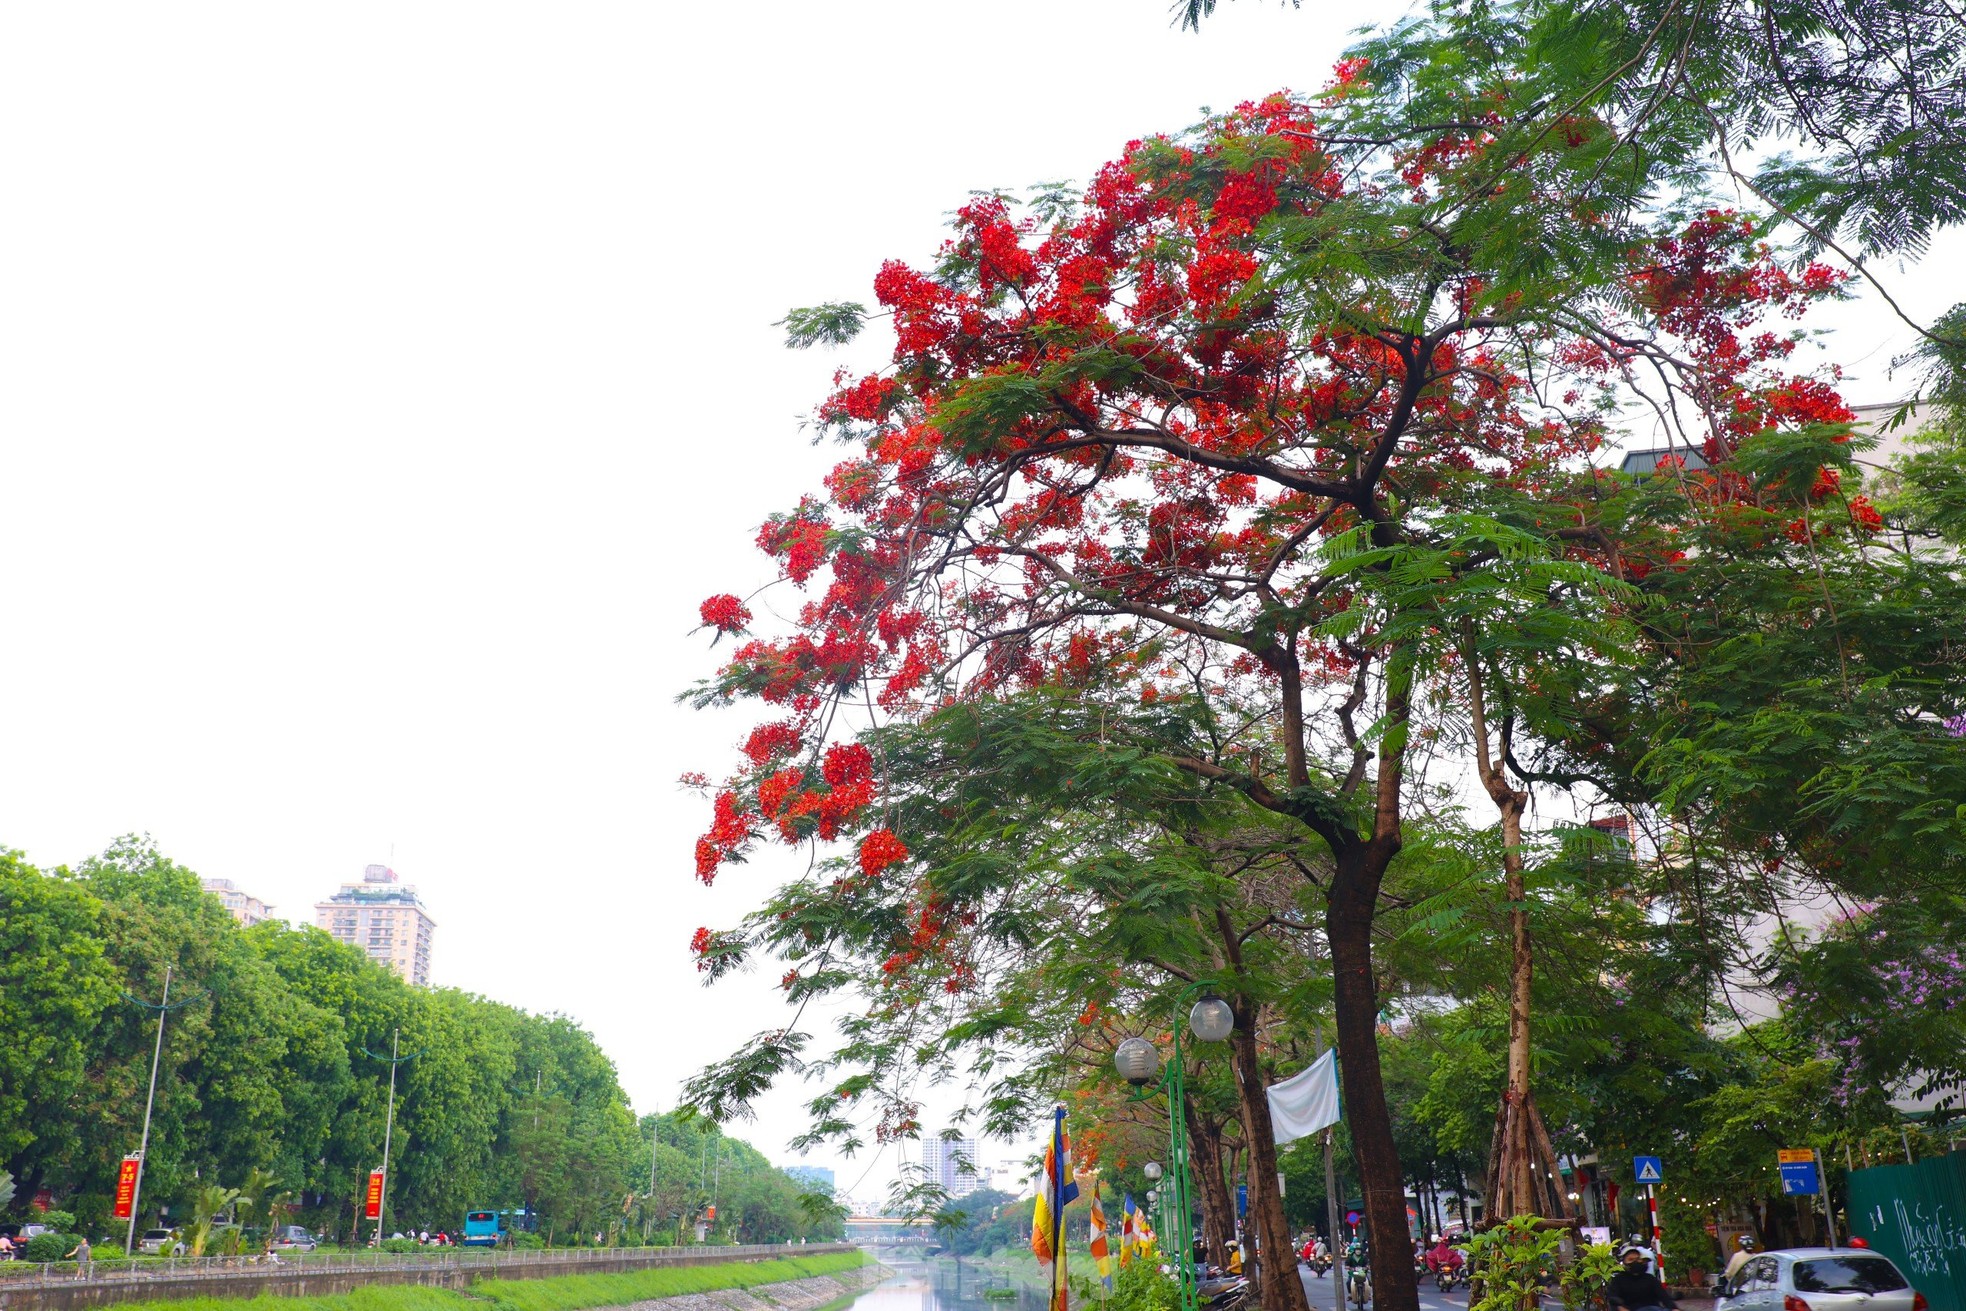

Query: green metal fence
[1847,1149,1966,1311]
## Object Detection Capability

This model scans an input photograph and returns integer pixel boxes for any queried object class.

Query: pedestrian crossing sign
[1634,1155,1664,1183]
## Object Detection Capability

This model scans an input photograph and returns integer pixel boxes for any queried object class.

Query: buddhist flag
[1089,1189,1114,1290]
[1120,1194,1138,1266]
[1030,1106,1079,1311]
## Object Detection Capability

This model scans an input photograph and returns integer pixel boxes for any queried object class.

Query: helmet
[1739,1236,1757,1252]
[1620,1247,1649,1263]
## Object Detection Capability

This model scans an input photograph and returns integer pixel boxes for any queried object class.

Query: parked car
[268,1226,318,1252]
[1719,1248,1926,1311]
[139,1229,186,1256]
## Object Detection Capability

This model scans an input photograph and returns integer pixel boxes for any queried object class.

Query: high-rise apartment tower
[314,864,436,985]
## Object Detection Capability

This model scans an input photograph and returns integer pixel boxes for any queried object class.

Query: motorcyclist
[1608,1247,1676,1311]
[1722,1236,1758,1287]
[1226,1241,1243,1275]
[1426,1235,1464,1275]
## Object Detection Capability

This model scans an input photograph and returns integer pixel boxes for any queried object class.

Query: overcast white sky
[2,1,1959,1204]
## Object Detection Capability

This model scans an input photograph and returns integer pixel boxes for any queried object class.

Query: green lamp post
[1115,984,1237,1311]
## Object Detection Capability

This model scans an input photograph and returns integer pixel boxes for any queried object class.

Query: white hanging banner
[1266,1048,1341,1147]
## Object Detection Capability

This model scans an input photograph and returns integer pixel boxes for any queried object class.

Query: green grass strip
[97,1250,872,1311]
[475,1251,871,1311]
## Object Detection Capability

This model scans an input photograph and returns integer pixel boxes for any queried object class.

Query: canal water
[851,1250,1047,1311]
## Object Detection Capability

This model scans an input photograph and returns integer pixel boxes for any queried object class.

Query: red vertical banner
[365,1170,386,1219]
[112,1155,142,1219]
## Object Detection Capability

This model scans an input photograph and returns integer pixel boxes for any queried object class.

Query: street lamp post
[1114,985,1236,1311]
[361,1029,418,1246]
[121,965,205,1257]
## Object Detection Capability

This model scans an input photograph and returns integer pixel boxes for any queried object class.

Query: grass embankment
[102,1251,872,1311]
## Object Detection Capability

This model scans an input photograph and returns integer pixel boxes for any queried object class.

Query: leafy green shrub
[1469,1217,1620,1311]
[1071,1260,1177,1311]
[1661,1208,1719,1281]
[380,1238,423,1253]
[38,1211,77,1232]
[23,1233,81,1263]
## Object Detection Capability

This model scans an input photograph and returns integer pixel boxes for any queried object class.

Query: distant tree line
[0,837,842,1247]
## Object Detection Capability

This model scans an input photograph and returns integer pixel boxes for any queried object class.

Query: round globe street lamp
[1115,1037,1160,1087]
[1111,984,1239,1311]
[1189,994,1235,1044]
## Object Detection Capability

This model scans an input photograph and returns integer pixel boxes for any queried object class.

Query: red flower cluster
[857,828,909,878]
[699,594,751,633]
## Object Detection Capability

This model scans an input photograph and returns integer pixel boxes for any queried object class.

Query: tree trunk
[1226,1002,1310,1311]
[1461,636,1570,1229]
[1480,792,1571,1223]
[1188,1107,1235,1269]
[1329,845,1421,1311]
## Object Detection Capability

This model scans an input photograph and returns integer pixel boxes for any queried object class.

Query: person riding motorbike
[1607,1246,1676,1311]
[1722,1236,1758,1288]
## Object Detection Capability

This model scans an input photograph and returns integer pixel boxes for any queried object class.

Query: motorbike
[1347,1264,1372,1309]
[1435,1265,1463,1293]
[1197,1276,1249,1311]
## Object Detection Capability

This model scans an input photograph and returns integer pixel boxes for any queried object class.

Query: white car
[1719,1248,1925,1311]
[268,1226,318,1252]
[138,1229,186,1256]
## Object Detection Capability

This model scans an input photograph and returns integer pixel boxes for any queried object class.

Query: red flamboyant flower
[857,828,909,878]
[699,594,751,633]
[1849,496,1884,532]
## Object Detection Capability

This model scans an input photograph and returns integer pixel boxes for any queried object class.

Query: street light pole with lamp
[1113,985,1237,1311]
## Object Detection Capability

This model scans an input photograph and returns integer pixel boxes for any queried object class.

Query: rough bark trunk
[1329,846,1421,1311]
[1226,1004,1309,1311]
[1463,638,1570,1229]
[1479,794,1571,1223]
[1188,1106,1235,1268]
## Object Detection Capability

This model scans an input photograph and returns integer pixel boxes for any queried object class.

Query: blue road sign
[1237,1183,1248,1218]
[1778,1150,1821,1196]
[1633,1155,1664,1184]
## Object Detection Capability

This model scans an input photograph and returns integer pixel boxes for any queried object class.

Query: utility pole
[122,965,202,1256]
[362,1030,418,1246]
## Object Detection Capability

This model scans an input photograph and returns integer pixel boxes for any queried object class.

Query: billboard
[365,1170,386,1219]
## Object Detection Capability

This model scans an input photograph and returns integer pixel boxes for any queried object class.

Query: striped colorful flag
[1029,1107,1079,1311]
[1119,1193,1138,1266]
[1089,1188,1113,1291]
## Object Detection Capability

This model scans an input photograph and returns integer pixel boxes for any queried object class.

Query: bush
[23,1233,81,1263]
[380,1238,424,1253]
[1071,1260,1177,1311]
[510,1232,546,1250]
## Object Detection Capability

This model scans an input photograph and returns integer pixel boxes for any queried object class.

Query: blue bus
[462,1212,501,1247]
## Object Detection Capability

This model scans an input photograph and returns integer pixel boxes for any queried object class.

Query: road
[1295,1268,1467,1311]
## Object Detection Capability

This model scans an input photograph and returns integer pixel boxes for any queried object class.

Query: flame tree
[684,51,1848,1310]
